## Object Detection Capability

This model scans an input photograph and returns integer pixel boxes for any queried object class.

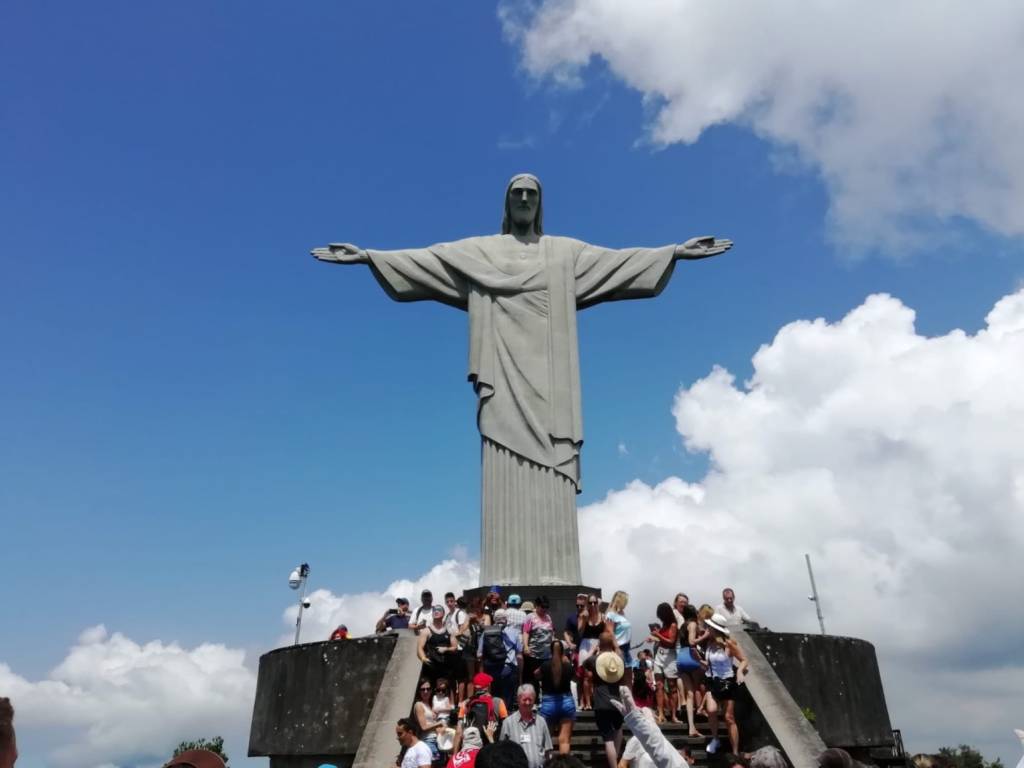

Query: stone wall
[745,630,894,751]
[248,634,402,767]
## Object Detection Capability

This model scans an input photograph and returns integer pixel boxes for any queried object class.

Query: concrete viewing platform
[248,623,895,768]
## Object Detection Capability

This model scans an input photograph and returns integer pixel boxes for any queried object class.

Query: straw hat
[595,651,624,683]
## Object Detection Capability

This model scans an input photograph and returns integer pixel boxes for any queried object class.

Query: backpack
[481,626,507,667]
[463,693,495,729]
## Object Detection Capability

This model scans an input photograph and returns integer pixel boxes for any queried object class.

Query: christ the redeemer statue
[313,174,731,586]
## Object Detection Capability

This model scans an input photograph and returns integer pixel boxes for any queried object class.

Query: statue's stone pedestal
[463,584,602,630]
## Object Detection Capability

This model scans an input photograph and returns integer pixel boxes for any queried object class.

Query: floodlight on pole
[289,562,310,645]
[805,553,826,635]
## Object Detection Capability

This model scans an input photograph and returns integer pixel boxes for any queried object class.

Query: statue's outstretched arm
[674,236,733,260]
[311,242,368,264]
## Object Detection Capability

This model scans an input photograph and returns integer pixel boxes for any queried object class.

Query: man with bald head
[314,175,731,586]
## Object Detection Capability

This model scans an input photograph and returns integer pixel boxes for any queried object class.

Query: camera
[302,598,312,609]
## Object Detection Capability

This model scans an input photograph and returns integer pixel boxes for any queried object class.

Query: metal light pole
[805,553,827,635]
[289,562,310,645]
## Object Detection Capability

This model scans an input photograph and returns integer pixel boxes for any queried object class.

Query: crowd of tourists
[381,586,757,768]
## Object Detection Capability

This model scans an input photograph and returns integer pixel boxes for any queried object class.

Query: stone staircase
[566,709,714,768]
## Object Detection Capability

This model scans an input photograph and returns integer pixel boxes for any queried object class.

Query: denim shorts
[539,692,576,722]
[619,644,637,669]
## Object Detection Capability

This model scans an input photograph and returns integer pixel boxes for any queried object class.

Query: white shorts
[653,647,678,678]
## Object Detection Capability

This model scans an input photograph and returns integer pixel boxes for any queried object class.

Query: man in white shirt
[499,685,552,768]
[715,588,753,628]
[410,590,435,633]
[397,717,433,768]
[445,592,469,636]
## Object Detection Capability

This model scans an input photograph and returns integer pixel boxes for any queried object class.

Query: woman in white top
[605,590,634,687]
[413,678,442,763]
[701,613,748,756]
[431,677,454,725]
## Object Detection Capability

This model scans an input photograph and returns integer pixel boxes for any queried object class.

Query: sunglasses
[588,600,599,605]
[420,686,431,692]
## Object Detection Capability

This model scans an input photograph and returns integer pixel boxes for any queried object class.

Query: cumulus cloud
[0,625,255,768]
[576,287,1024,760]
[280,558,478,644]
[500,0,1024,250]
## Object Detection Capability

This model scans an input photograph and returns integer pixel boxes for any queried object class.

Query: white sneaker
[707,738,721,755]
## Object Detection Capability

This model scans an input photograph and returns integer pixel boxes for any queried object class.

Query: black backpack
[463,693,496,729]
[481,626,507,666]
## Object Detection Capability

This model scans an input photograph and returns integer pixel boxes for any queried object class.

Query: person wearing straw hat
[701,613,748,756]
[582,634,625,768]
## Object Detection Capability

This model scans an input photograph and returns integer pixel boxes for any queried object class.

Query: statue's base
[463,584,602,628]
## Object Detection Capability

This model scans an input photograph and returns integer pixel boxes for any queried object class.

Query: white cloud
[280,558,479,645]
[575,287,1024,763]
[0,626,255,768]
[500,0,1024,251]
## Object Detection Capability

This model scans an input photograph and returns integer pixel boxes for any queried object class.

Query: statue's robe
[366,235,677,585]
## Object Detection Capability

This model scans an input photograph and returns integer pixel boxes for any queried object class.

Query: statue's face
[507,178,540,229]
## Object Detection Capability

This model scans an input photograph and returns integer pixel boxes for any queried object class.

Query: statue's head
[501,173,543,235]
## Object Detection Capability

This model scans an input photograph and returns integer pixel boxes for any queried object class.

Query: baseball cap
[507,594,522,606]
[473,672,493,688]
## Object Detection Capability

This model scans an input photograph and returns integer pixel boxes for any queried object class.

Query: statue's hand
[311,242,367,264]
[676,236,733,260]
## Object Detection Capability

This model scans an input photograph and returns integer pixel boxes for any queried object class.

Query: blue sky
[3,3,1024,767]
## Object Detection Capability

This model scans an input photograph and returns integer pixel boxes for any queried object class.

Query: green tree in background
[173,736,229,765]
[938,744,1004,768]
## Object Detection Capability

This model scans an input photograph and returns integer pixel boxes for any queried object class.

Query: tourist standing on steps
[674,604,703,738]
[478,609,521,712]
[702,613,749,756]
[715,588,753,628]
[432,678,455,726]
[504,594,528,631]
[521,595,554,682]
[412,590,436,634]
[693,604,714,718]
[672,593,689,628]
[446,593,471,703]
[605,590,635,687]
[398,717,434,768]
[420,605,459,685]
[499,685,552,768]
[576,594,605,710]
[413,678,444,764]
[582,639,625,768]
[482,588,502,622]
[563,592,588,652]
[648,603,680,725]
[534,639,576,754]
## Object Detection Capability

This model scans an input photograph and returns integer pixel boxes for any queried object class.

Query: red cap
[472,672,493,688]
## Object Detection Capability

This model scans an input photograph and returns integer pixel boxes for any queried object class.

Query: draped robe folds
[365,235,678,585]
